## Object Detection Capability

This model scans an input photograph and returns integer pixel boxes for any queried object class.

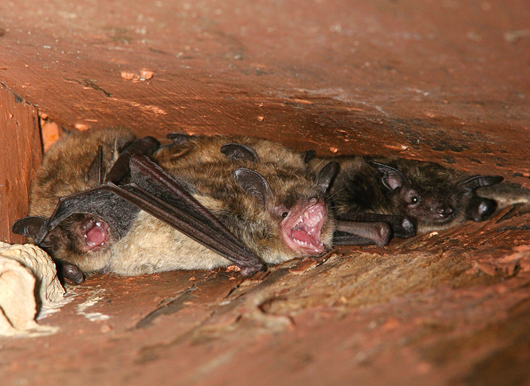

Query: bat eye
[274,206,290,219]
[410,196,419,204]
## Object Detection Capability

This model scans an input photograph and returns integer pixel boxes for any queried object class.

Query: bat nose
[437,207,454,216]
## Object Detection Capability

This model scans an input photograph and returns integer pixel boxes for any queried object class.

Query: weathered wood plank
[0,83,42,244]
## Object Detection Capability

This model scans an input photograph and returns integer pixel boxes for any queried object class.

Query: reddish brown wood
[0,83,42,243]
[0,1,529,385]
[0,0,528,177]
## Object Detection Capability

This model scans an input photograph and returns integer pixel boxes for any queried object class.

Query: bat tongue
[85,221,109,249]
[291,230,318,245]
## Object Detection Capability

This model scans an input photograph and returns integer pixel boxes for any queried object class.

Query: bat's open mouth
[79,217,110,251]
[282,198,327,256]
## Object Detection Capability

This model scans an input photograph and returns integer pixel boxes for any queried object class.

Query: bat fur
[27,129,336,277]
[30,127,136,218]
[309,155,503,233]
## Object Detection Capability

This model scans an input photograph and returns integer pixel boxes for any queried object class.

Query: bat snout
[431,205,454,219]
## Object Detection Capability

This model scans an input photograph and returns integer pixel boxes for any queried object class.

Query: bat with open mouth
[13,129,391,283]
[309,155,503,241]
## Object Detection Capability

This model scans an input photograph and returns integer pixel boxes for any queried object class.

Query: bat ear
[86,146,104,185]
[12,216,47,240]
[302,150,316,163]
[459,175,504,192]
[166,132,194,145]
[369,161,407,191]
[221,143,260,163]
[316,161,338,194]
[234,167,274,209]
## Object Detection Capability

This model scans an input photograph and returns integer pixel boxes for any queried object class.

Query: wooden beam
[0,83,42,244]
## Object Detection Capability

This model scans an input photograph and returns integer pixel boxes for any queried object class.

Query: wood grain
[0,83,42,243]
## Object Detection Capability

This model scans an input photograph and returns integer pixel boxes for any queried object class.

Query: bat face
[370,159,503,232]
[389,183,459,227]
[39,214,116,274]
[25,128,140,273]
[255,177,333,259]
[318,156,503,235]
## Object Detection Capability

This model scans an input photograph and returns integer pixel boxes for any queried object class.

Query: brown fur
[110,136,334,275]
[28,131,335,275]
[310,155,487,233]
[30,127,136,218]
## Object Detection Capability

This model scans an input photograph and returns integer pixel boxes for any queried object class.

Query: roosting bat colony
[13,128,505,284]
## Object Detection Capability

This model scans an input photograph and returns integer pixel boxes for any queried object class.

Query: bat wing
[125,154,266,276]
[13,186,139,245]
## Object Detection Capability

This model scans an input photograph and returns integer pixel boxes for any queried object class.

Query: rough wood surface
[0,83,42,244]
[0,0,528,173]
[0,0,529,385]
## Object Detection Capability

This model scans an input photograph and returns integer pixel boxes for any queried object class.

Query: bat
[309,155,504,237]
[13,128,161,283]
[13,129,390,283]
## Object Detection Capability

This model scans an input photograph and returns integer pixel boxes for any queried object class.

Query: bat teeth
[303,204,324,227]
[293,238,309,246]
[291,233,323,248]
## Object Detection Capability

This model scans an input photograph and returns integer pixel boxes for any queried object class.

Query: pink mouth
[79,217,110,251]
[282,198,327,256]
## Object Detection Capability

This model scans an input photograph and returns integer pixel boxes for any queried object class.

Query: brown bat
[309,155,503,239]
[13,129,390,283]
